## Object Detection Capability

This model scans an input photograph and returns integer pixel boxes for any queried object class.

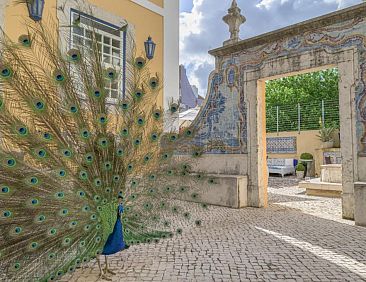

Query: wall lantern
[144,36,156,60]
[27,0,45,22]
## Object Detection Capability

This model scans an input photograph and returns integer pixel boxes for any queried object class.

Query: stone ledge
[354,182,366,227]
[179,174,248,209]
[299,179,342,198]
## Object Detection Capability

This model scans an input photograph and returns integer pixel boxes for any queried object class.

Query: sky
[179,0,362,97]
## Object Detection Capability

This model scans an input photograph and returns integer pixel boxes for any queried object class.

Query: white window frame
[69,9,127,105]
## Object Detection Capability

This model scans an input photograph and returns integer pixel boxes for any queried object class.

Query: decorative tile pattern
[267,137,297,154]
[324,151,342,164]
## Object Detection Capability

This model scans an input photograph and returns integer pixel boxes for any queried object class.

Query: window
[70,10,126,101]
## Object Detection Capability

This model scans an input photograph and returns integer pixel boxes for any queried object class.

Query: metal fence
[266,99,340,133]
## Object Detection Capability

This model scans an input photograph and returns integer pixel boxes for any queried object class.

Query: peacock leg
[104,255,116,275]
[97,255,112,281]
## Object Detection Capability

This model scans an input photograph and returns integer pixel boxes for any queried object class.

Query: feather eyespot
[103,162,112,170]
[36,149,47,158]
[98,137,109,148]
[136,117,145,126]
[170,103,179,113]
[134,89,144,100]
[34,100,45,111]
[69,105,78,114]
[105,68,116,80]
[151,133,159,141]
[5,158,16,168]
[80,129,90,139]
[61,149,72,158]
[97,114,108,125]
[3,210,12,218]
[13,263,20,270]
[116,148,124,157]
[16,126,28,137]
[133,138,141,146]
[43,132,52,140]
[135,57,146,68]
[0,66,13,79]
[120,128,129,137]
[67,49,81,62]
[29,177,39,185]
[149,77,159,89]
[19,35,31,47]
[153,109,162,120]
[121,101,129,110]
[14,227,22,234]
[53,70,65,83]
[1,186,10,194]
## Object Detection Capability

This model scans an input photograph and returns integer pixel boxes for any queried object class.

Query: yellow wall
[3,0,164,106]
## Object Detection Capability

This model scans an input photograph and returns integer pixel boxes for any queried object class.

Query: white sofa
[267,158,296,177]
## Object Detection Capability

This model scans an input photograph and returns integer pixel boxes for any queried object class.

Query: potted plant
[296,163,305,179]
[317,125,335,148]
[300,153,314,178]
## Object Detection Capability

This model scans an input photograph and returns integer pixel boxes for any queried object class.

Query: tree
[265,68,340,132]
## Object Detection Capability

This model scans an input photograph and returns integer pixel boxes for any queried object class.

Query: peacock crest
[0,15,213,281]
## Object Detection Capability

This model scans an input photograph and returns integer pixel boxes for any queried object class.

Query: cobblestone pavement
[62,177,366,282]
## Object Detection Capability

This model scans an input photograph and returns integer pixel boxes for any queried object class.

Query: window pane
[96,33,102,42]
[111,82,118,90]
[103,36,111,45]
[112,57,120,66]
[112,48,120,57]
[73,26,84,36]
[112,39,120,48]
[111,90,118,99]
[73,35,83,46]
[85,39,92,48]
[85,29,92,39]
[103,55,111,64]
[103,46,111,55]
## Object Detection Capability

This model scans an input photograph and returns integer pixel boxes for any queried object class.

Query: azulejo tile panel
[267,137,297,154]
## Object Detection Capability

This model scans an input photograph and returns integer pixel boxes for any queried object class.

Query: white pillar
[163,0,179,131]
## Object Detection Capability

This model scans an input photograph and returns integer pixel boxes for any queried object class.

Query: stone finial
[223,0,246,46]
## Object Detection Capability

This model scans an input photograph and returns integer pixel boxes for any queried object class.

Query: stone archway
[190,3,366,222]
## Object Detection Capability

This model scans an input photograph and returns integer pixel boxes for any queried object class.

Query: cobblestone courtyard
[62,177,366,282]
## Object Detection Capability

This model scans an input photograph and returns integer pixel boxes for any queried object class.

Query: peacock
[0,15,214,282]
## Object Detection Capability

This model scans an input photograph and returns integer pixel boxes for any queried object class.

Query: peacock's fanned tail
[0,18,213,282]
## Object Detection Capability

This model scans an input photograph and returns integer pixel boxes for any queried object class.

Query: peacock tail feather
[0,14,214,282]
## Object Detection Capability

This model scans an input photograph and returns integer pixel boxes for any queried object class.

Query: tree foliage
[265,68,340,132]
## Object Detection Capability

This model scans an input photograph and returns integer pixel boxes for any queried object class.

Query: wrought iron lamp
[144,36,156,60]
[27,0,45,21]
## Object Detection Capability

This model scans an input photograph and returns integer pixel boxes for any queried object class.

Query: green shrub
[300,153,313,160]
[296,163,305,171]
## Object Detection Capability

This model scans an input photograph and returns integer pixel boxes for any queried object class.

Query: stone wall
[192,3,366,219]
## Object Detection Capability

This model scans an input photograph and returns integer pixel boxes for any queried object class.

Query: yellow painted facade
[0,0,178,108]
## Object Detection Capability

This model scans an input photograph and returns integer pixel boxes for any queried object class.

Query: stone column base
[355,182,366,227]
